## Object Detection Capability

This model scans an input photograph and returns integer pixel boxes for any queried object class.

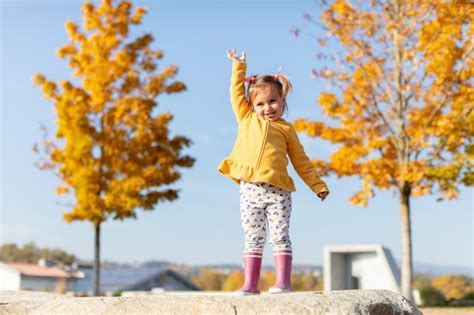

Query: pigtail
[276,74,293,100]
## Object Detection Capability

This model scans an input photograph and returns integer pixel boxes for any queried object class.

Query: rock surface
[0,290,422,314]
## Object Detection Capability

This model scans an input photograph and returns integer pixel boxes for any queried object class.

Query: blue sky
[1,0,472,269]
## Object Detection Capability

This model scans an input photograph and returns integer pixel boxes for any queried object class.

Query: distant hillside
[411,261,473,276]
[76,259,473,277]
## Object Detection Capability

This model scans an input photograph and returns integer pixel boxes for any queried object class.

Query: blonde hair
[246,74,293,110]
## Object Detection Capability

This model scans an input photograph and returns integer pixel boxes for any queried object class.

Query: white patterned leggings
[239,179,292,254]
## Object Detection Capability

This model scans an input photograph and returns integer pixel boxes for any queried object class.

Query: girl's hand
[227,49,246,63]
[318,191,329,202]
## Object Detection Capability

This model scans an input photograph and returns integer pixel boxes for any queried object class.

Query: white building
[324,244,401,292]
[0,261,84,293]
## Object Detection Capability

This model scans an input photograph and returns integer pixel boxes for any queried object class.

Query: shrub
[420,286,447,307]
[461,291,474,301]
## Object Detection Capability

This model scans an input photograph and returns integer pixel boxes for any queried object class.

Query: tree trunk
[400,183,413,302]
[93,223,101,296]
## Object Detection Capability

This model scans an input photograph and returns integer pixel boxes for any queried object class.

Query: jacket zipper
[255,119,269,170]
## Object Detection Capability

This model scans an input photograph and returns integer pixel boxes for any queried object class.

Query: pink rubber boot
[235,252,262,295]
[268,251,292,293]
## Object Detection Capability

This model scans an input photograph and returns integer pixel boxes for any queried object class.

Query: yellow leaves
[113,50,132,69]
[97,0,112,15]
[366,136,387,150]
[64,21,78,40]
[293,119,324,137]
[63,199,102,223]
[104,34,120,50]
[194,269,322,292]
[191,269,227,291]
[130,7,147,24]
[144,77,164,97]
[432,274,474,300]
[324,0,378,48]
[41,81,58,100]
[319,92,337,107]
[259,270,277,291]
[117,0,132,14]
[111,97,155,127]
[50,147,64,163]
[81,1,102,32]
[158,65,179,80]
[442,189,459,200]
[322,0,358,46]
[318,92,349,118]
[221,270,244,291]
[56,185,70,196]
[345,53,353,63]
[126,34,153,51]
[366,160,395,189]
[81,2,94,15]
[154,49,164,59]
[128,176,146,192]
[144,65,183,96]
[119,71,140,95]
[294,117,356,144]
[330,145,363,176]
[311,159,331,177]
[322,125,355,143]
[352,62,380,91]
[165,82,186,94]
[411,183,431,197]
[349,179,374,207]
[59,80,73,91]
[32,73,45,86]
[417,2,470,82]
[359,12,376,37]
[363,62,381,80]
[332,0,352,15]
[401,161,428,183]
[56,44,76,59]
[349,191,370,206]
[424,163,463,200]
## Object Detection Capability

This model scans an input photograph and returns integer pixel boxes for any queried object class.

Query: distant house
[121,269,201,292]
[0,260,85,293]
[69,263,200,294]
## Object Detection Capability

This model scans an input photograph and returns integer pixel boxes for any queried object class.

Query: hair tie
[274,67,282,80]
[245,75,257,83]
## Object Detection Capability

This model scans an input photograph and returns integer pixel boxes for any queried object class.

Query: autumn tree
[259,270,276,291]
[432,273,474,300]
[0,242,76,265]
[292,0,473,301]
[222,270,244,291]
[191,268,227,291]
[32,0,194,295]
[291,272,322,291]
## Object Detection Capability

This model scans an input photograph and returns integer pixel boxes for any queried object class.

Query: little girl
[219,49,329,295]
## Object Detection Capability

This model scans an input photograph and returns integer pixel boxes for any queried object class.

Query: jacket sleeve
[287,125,329,196]
[230,62,251,122]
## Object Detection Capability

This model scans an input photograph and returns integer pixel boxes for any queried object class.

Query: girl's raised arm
[227,49,251,122]
[227,49,246,63]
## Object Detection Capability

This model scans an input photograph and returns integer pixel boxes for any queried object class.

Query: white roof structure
[324,244,401,293]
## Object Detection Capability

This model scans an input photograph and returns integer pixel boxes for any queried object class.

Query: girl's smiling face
[251,85,285,121]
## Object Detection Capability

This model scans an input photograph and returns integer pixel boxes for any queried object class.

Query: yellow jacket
[218,62,329,195]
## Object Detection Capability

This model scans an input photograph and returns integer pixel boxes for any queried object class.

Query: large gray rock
[0,290,421,314]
